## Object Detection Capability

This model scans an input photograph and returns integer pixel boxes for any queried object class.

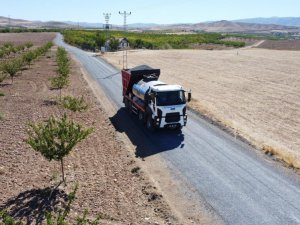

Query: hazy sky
[1,0,299,24]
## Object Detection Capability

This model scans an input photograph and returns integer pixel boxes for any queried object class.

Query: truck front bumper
[156,114,187,129]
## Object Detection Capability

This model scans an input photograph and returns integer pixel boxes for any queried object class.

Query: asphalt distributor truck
[122,65,191,131]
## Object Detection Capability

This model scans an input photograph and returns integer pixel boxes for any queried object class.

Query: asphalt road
[54,34,300,225]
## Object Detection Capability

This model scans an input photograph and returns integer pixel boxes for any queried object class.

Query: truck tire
[176,125,183,131]
[124,97,129,108]
[146,115,156,132]
[138,111,145,124]
[128,101,133,114]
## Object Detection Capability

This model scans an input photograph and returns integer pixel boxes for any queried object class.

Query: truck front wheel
[146,116,156,132]
[138,111,145,124]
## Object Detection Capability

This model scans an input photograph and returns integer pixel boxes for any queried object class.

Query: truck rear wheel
[128,101,133,114]
[124,97,129,108]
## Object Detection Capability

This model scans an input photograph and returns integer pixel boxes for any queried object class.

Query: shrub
[25,42,33,49]
[0,73,7,83]
[60,95,88,113]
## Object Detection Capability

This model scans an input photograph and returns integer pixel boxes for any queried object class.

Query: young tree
[49,75,70,99]
[22,51,35,68]
[2,58,22,83]
[26,114,93,184]
[109,37,119,51]
[95,31,106,50]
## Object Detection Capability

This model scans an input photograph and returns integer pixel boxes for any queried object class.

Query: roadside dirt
[102,48,300,168]
[0,39,178,224]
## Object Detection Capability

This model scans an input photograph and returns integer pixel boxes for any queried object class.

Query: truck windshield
[156,91,186,106]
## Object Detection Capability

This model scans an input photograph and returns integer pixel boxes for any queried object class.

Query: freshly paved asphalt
[54,34,300,225]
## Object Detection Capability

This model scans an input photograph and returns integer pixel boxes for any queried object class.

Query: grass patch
[0,92,5,96]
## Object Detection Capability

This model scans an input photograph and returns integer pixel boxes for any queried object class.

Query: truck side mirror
[187,92,191,102]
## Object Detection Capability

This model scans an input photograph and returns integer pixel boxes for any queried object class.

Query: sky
[1,0,299,24]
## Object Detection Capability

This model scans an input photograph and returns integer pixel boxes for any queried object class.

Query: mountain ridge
[0,16,300,32]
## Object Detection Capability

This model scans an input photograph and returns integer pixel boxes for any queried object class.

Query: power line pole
[119,11,131,31]
[103,13,111,30]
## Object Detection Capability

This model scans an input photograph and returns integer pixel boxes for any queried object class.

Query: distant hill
[0,16,74,28]
[1,16,300,33]
[234,17,300,27]
[160,20,299,33]
[64,21,104,28]
[63,22,159,29]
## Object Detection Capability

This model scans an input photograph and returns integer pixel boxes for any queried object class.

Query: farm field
[0,32,56,46]
[0,34,177,224]
[257,40,300,51]
[102,48,300,167]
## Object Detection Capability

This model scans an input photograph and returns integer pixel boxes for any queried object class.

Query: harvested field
[257,40,300,51]
[102,48,300,168]
[0,42,176,224]
[0,32,56,46]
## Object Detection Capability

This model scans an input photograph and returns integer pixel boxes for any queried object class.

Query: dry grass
[102,48,300,168]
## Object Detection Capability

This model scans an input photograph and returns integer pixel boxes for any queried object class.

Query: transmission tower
[119,11,131,31]
[103,13,111,30]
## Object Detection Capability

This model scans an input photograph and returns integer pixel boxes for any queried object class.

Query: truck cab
[146,82,188,130]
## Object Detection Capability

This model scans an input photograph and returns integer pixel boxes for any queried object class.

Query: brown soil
[0,44,177,224]
[102,48,300,168]
[257,40,300,51]
[0,32,56,46]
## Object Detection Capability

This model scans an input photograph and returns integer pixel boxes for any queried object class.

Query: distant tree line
[63,30,246,51]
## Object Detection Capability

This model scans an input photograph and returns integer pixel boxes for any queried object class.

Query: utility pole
[103,13,111,30]
[119,11,131,31]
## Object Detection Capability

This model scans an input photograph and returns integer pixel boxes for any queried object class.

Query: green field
[63,30,246,50]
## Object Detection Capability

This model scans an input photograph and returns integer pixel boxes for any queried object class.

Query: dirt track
[0,36,177,224]
[103,48,300,167]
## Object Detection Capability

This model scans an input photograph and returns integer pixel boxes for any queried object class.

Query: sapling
[26,114,93,184]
